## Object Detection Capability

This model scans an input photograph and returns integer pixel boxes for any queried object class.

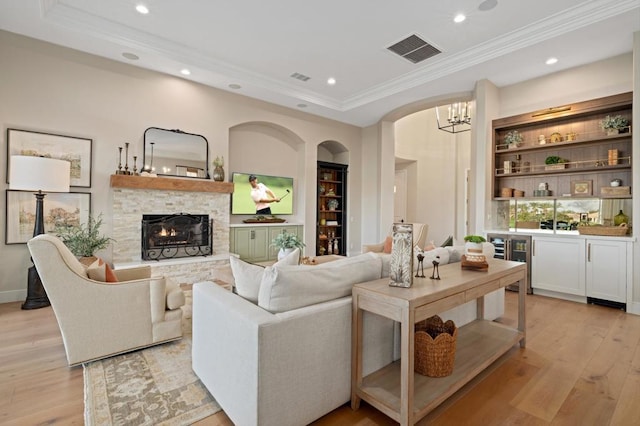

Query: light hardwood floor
[2,291,640,425]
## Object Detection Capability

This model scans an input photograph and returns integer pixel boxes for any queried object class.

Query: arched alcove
[228,121,306,222]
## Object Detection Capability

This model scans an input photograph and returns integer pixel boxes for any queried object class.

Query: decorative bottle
[614,210,629,226]
[327,240,333,255]
[333,239,339,255]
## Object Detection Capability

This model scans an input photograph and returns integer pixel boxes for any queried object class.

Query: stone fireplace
[110,175,234,285]
[141,213,212,260]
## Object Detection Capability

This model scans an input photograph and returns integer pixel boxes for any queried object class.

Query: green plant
[327,198,339,210]
[271,231,305,250]
[545,156,568,165]
[212,156,224,167]
[463,235,486,243]
[600,115,629,131]
[56,213,115,257]
[504,130,523,146]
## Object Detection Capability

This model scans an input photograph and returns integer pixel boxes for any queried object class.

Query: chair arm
[362,242,384,253]
[113,266,151,281]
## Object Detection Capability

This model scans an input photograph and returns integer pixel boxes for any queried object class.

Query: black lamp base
[21,265,50,310]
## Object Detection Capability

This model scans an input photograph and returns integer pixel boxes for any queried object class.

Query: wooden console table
[351,258,526,425]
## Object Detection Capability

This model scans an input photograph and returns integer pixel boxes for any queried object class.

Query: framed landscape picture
[6,128,92,187]
[5,190,91,244]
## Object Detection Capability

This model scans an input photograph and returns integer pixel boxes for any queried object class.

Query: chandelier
[435,102,471,133]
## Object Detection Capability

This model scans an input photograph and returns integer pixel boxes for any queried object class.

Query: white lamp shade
[9,155,71,192]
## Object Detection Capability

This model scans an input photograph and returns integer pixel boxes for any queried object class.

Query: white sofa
[192,252,397,426]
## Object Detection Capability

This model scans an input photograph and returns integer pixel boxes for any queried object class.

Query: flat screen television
[231,172,294,215]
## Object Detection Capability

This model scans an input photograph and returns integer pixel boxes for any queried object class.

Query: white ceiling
[1,0,638,127]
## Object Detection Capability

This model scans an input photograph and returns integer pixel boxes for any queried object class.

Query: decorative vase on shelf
[333,239,339,255]
[614,210,629,226]
[212,166,224,181]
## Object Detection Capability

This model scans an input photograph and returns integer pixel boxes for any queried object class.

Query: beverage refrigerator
[487,233,532,294]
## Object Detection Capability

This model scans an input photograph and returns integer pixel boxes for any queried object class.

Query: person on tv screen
[249,174,280,214]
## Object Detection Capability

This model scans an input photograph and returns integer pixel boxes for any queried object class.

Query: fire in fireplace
[141,214,212,260]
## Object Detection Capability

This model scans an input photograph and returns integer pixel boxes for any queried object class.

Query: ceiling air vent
[387,34,441,64]
[290,72,311,82]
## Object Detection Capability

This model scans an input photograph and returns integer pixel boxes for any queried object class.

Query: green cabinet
[230,224,303,262]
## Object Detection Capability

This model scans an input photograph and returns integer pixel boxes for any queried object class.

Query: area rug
[83,290,221,425]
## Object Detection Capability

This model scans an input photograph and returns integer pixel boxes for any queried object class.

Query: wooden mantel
[110,174,234,193]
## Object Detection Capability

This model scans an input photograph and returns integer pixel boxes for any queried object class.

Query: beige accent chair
[27,234,185,366]
[362,223,429,253]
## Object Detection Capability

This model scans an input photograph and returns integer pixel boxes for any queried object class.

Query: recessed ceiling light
[454,14,466,23]
[180,69,191,76]
[478,0,498,11]
[135,4,149,14]
[546,57,558,65]
[122,52,139,60]
[297,104,307,108]
[228,84,242,90]
[327,77,336,86]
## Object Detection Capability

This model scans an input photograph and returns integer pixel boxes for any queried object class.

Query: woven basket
[500,187,513,197]
[414,315,458,377]
[578,223,629,236]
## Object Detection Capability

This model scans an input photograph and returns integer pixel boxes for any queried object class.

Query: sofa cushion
[258,252,382,313]
[86,258,118,282]
[230,248,300,303]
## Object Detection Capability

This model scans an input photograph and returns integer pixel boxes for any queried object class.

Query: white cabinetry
[531,237,585,297]
[586,239,628,304]
[531,236,630,307]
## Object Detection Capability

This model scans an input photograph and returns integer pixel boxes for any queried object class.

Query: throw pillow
[423,240,436,251]
[230,248,300,304]
[258,252,382,313]
[383,236,393,253]
[86,258,119,282]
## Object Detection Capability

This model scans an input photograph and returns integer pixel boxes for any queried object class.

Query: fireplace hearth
[141,214,212,261]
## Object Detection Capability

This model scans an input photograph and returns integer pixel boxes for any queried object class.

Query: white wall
[0,30,363,302]
[394,109,471,245]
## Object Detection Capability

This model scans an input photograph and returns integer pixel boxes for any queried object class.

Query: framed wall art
[5,190,91,244]
[389,223,413,288]
[571,180,593,196]
[6,128,92,187]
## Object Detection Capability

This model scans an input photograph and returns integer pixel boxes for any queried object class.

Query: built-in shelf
[110,174,234,193]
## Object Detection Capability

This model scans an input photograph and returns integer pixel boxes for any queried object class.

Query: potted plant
[504,130,523,149]
[56,213,115,265]
[544,155,568,171]
[271,231,305,260]
[463,235,486,256]
[327,198,339,210]
[212,156,224,181]
[600,115,630,135]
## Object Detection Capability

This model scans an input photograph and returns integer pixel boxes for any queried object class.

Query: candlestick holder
[116,147,125,174]
[124,142,130,175]
[133,155,139,175]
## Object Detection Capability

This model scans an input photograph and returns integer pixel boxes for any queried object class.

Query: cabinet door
[233,227,269,262]
[531,237,585,296]
[586,240,627,303]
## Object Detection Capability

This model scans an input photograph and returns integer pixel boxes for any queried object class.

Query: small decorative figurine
[415,253,425,278]
[430,255,441,280]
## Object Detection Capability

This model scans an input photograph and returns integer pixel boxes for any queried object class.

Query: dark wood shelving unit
[492,92,633,200]
[317,161,347,256]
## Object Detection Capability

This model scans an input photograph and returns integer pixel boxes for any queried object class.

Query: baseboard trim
[627,301,640,316]
[0,289,27,304]
[532,288,587,304]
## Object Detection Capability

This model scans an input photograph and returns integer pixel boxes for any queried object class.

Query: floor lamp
[9,155,70,310]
